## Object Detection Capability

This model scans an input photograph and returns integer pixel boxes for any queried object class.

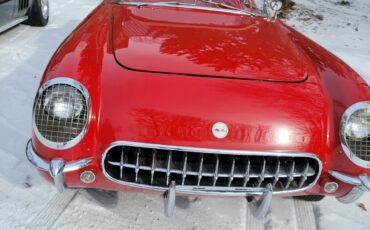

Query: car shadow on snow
[83,189,120,209]
[81,189,201,210]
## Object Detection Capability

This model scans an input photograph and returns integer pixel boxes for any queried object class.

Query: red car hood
[112,6,312,82]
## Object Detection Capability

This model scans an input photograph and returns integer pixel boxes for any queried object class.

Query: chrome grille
[103,142,321,194]
[33,79,89,148]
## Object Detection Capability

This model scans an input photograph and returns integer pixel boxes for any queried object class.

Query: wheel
[28,0,49,26]
[294,195,325,202]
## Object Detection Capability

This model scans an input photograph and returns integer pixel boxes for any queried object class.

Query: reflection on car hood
[112,5,313,82]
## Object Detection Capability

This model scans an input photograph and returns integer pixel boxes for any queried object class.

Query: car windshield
[116,0,266,16]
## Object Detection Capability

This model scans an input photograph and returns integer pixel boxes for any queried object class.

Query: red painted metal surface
[112,6,310,82]
[32,0,370,197]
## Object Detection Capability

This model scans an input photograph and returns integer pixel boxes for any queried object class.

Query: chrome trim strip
[116,1,261,17]
[101,141,323,196]
[329,170,370,203]
[0,16,28,34]
[26,139,49,171]
[359,175,370,190]
[329,171,362,186]
[340,101,370,168]
[337,186,364,204]
[64,158,94,173]
[32,77,91,150]
[26,140,93,190]
[330,171,370,191]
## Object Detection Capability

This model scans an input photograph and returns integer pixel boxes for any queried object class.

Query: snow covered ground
[0,0,369,229]
[284,0,370,229]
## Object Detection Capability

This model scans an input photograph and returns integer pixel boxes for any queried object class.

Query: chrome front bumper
[330,171,370,203]
[25,139,273,219]
[26,139,370,218]
[26,140,92,192]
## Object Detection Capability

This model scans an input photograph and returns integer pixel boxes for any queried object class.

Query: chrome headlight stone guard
[33,77,91,150]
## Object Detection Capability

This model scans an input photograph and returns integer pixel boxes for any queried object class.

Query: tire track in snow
[245,198,318,230]
[27,190,78,230]
[294,199,317,230]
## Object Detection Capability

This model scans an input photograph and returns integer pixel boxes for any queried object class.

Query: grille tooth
[298,159,309,188]
[166,151,172,186]
[212,155,219,186]
[150,150,156,185]
[242,157,251,187]
[257,157,266,187]
[285,159,296,189]
[104,144,321,193]
[197,154,204,186]
[135,148,140,183]
[228,156,235,187]
[120,147,125,180]
[182,152,187,185]
[272,159,280,188]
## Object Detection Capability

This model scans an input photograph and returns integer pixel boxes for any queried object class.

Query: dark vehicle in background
[0,0,49,33]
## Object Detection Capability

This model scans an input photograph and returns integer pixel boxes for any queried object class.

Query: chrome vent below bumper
[102,142,322,195]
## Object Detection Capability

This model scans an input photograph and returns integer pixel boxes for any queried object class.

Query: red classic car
[26,0,370,218]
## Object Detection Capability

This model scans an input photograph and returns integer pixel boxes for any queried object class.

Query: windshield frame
[114,0,266,17]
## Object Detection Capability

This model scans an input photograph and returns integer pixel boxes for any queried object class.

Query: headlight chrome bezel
[340,101,370,168]
[33,77,91,150]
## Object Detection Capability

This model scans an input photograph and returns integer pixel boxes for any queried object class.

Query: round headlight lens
[43,85,84,120]
[341,102,370,167]
[345,108,370,140]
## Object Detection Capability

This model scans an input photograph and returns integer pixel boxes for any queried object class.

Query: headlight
[341,102,370,168]
[43,85,84,120]
[344,109,370,140]
[33,78,90,149]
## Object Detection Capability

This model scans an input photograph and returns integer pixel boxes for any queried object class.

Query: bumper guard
[26,140,92,192]
[330,171,370,203]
